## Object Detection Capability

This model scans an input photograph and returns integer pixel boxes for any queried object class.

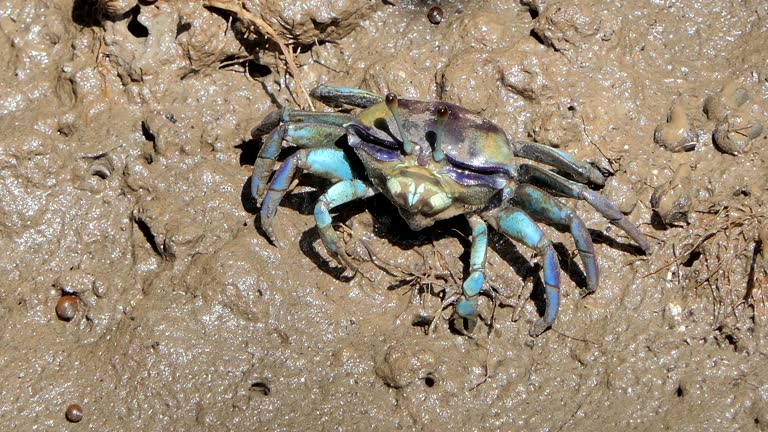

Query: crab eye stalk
[385,93,414,155]
[433,105,448,162]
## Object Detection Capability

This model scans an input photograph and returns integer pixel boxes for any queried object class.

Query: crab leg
[484,207,561,337]
[514,142,606,186]
[310,85,384,109]
[251,108,352,137]
[454,215,489,332]
[514,184,599,292]
[314,180,377,270]
[518,163,650,253]
[260,148,355,244]
[252,122,348,202]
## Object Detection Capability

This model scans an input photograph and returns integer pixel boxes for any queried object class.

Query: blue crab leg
[310,85,384,108]
[260,148,355,244]
[514,184,598,292]
[251,108,353,137]
[484,207,561,337]
[514,142,606,186]
[518,163,651,253]
[314,180,377,270]
[454,215,489,332]
[252,122,348,202]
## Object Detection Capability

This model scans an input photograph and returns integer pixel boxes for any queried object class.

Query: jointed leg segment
[484,207,561,336]
[518,163,650,253]
[260,147,355,244]
[314,180,377,270]
[454,215,489,331]
[252,122,350,201]
[514,184,599,291]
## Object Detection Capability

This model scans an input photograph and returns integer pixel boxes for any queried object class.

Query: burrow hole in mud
[682,250,702,267]
[127,6,149,38]
[140,121,156,163]
[135,218,162,256]
[675,385,684,397]
[529,29,548,48]
[250,381,271,396]
[424,374,437,388]
[218,55,272,79]
[141,121,155,143]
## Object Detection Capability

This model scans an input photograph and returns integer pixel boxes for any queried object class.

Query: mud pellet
[65,404,83,423]
[427,6,443,24]
[56,295,78,321]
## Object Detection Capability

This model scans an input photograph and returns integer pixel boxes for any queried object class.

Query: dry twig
[203,0,314,110]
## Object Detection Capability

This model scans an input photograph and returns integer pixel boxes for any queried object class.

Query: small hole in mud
[682,250,702,267]
[218,56,271,79]
[141,121,155,143]
[676,386,684,397]
[527,7,539,20]
[176,22,192,37]
[529,29,547,47]
[127,8,149,38]
[58,124,74,137]
[567,105,576,111]
[247,61,272,79]
[411,312,433,328]
[424,375,436,388]
[250,381,271,396]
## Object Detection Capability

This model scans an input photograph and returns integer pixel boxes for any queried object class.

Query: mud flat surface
[1,0,767,430]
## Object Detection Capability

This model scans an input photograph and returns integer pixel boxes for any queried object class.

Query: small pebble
[65,404,83,423]
[427,6,443,25]
[92,279,107,298]
[56,295,78,321]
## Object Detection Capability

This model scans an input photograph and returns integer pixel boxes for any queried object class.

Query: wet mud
[0,0,767,430]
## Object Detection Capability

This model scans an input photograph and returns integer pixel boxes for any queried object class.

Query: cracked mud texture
[1,0,767,430]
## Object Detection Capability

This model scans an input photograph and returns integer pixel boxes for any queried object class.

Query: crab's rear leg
[483,207,561,337]
[251,121,350,202]
[519,163,651,253]
[514,142,607,186]
[314,179,377,270]
[452,215,489,333]
[261,147,355,244]
[309,85,384,109]
[514,184,599,292]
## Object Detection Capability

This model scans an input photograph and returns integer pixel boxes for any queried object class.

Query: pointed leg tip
[529,319,551,337]
[261,224,281,247]
[335,252,359,273]
[636,237,652,255]
[450,313,478,335]
[584,280,599,295]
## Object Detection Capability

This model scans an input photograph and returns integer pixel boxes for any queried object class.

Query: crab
[250,85,650,336]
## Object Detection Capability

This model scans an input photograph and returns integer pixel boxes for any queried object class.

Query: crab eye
[433,105,449,162]
[384,92,414,155]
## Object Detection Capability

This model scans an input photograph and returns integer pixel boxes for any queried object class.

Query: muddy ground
[1,0,767,430]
